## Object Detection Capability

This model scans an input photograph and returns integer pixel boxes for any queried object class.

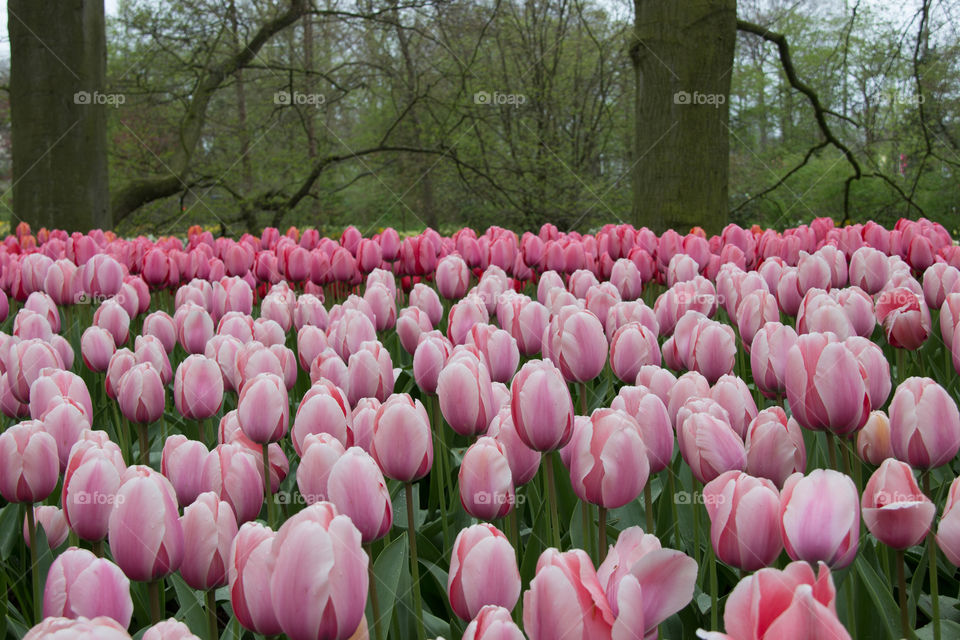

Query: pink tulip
[326,447,393,542]
[736,289,779,347]
[6,338,63,403]
[412,331,450,394]
[173,355,224,420]
[142,311,177,353]
[856,410,894,465]
[346,341,394,404]
[849,246,889,294]
[237,373,288,444]
[0,372,27,419]
[486,407,541,486]
[297,325,328,371]
[234,341,282,387]
[135,335,173,384]
[749,322,797,399]
[861,458,933,549]
[292,380,352,455]
[543,305,608,383]
[62,435,125,542]
[105,348,136,400]
[744,408,806,489]
[448,295,489,345]
[180,491,238,590]
[796,290,854,339]
[697,561,850,640]
[875,287,931,349]
[297,433,346,504]
[204,335,242,391]
[80,326,115,372]
[436,254,471,299]
[397,306,432,355]
[409,282,443,325]
[327,309,377,360]
[161,435,209,507]
[610,385,674,473]
[510,359,575,452]
[462,605,524,640]
[371,394,433,482]
[679,314,737,384]
[448,524,521,621]
[364,283,396,331]
[937,476,960,566]
[117,362,165,425]
[889,377,960,469]
[229,522,282,636]
[176,303,215,354]
[202,443,264,523]
[43,547,133,627]
[438,351,496,437]
[780,469,859,568]
[609,322,660,383]
[108,466,185,581]
[711,375,758,440]
[269,503,369,640]
[94,300,131,346]
[0,421,58,503]
[460,437,515,519]
[635,365,676,407]
[677,407,746,484]
[465,324,520,383]
[24,616,131,639]
[922,263,960,309]
[703,471,782,570]
[294,293,329,331]
[24,505,69,549]
[142,619,201,640]
[596,526,698,637]
[497,294,549,356]
[40,396,93,470]
[523,548,615,640]
[605,299,659,342]
[784,333,870,436]
[843,336,891,410]
[568,409,649,509]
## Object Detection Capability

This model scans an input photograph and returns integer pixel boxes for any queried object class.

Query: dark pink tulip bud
[448,524,520,621]
[180,491,238,590]
[108,466,184,581]
[0,421,58,503]
[43,547,133,627]
[889,377,960,469]
[510,359,574,452]
[202,443,264,523]
[703,471,782,570]
[371,393,433,482]
[780,469,859,569]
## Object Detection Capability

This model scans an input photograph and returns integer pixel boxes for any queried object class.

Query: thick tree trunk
[9,0,110,232]
[630,0,736,235]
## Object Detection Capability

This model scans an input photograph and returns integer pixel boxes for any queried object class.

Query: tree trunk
[630,0,736,235]
[9,0,110,232]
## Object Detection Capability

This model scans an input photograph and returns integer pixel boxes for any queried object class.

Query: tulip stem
[26,504,40,624]
[923,472,941,640]
[366,544,383,640]
[825,432,838,470]
[598,506,608,562]
[115,405,131,464]
[262,443,276,528]
[708,543,718,630]
[429,395,450,551]
[897,549,914,640]
[644,483,654,533]
[405,483,426,640]
[691,482,701,569]
[148,579,162,624]
[138,423,150,466]
[92,538,103,557]
[544,453,562,549]
[205,588,218,640]
[508,507,520,561]
[897,348,907,384]
[668,470,680,549]
[579,381,587,415]
[198,418,207,448]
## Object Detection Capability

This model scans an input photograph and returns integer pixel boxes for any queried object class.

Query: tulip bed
[1,217,960,639]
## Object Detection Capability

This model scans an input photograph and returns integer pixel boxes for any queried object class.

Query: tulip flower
[117,362,165,425]
[229,522,282,636]
[269,503,369,640]
[160,435,209,507]
[459,437,515,520]
[523,548,615,639]
[856,410,894,465]
[486,407,541,486]
[201,443,264,523]
[703,471,782,570]
[696,561,850,640]
[780,469,859,569]
[24,505,69,549]
[80,326,116,372]
[370,394,433,482]
[861,458,934,549]
[448,524,521,621]
[142,311,177,353]
[568,409,649,511]
[465,324,520,384]
[462,605,524,640]
[744,408,806,489]
[412,331,451,394]
[346,341,394,404]
[438,351,496,437]
[436,254,471,299]
[180,492,238,591]
[750,322,797,399]
[43,547,133,627]
[497,294,550,356]
[677,408,746,485]
[176,303,215,354]
[237,372,288,444]
[326,447,393,543]
[24,616,132,639]
[173,355,224,422]
[0,421,59,503]
[543,305,608,383]
[609,322,660,383]
[610,385,674,475]
[292,380,352,455]
[937,476,960,566]
[62,436,125,543]
[889,377,960,469]
[142,619,201,640]
[509,359,575,452]
[397,306,432,355]
[6,338,63,403]
[875,287,931,350]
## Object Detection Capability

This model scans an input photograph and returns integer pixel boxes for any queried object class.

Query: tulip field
[4,218,960,639]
